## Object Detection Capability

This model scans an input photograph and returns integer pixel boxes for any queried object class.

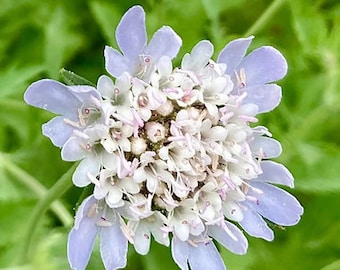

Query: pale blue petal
[255,161,294,188]
[239,203,274,241]
[145,26,182,61]
[72,157,100,187]
[248,182,303,226]
[171,237,189,270]
[97,75,115,98]
[242,84,282,113]
[100,222,128,270]
[42,116,75,147]
[217,36,254,75]
[133,223,151,255]
[67,196,98,270]
[24,79,81,115]
[104,46,136,78]
[188,241,226,270]
[69,85,102,102]
[61,137,88,161]
[208,221,248,255]
[74,195,97,229]
[116,5,146,59]
[181,40,213,70]
[250,136,282,158]
[240,46,288,84]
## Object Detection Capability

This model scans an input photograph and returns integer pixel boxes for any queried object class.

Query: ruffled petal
[255,160,294,188]
[24,79,81,116]
[208,221,248,255]
[72,156,100,187]
[67,196,99,270]
[42,116,75,147]
[187,240,226,270]
[242,84,282,113]
[239,204,274,241]
[240,46,288,84]
[115,5,146,59]
[100,222,128,270]
[181,40,213,71]
[171,237,189,270]
[217,36,254,75]
[248,182,303,226]
[145,26,182,61]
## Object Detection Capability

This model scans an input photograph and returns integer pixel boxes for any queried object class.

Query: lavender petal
[255,160,294,188]
[181,40,214,71]
[115,5,146,59]
[208,221,248,255]
[242,84,282,113]
[217,36,254,75]
[104,46,135,78]
[133,223,151,255]
[145,26,182,61]
[249,136,282,159]
[72,157,100,187]
[171,237,189,270]
[187,241,226,270]
[67,196,99,270]
[240,46,288,84]
[24,79,81,115]
[100,222,128,270]
[42,116,75,147]
[248,182,303,226]
[239,204,274,241]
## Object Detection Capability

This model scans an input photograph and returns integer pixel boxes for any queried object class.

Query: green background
[0,0,339,269]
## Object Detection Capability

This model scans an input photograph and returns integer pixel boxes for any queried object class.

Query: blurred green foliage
[0,0,340,269]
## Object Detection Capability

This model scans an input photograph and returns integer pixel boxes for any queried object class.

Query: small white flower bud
[131,137,147,155]
[156,100,174,116]
[145,122,166,143]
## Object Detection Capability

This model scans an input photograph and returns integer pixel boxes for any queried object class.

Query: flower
[104,5,182,82]
[67,195,128,270]
[24,79,103,147]
[25,5,303,270]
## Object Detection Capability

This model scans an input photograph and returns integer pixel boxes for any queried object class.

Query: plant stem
[19,163,77,264]
[0,153,73,227]
[244,0,286,36]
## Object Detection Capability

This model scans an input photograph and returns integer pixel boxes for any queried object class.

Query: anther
[144,57,151,63]
[138,94,148,107]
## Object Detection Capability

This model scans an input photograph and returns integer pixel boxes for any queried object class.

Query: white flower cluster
[61,40,278,254]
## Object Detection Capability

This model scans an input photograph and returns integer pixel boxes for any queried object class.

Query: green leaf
[59,68,95,86]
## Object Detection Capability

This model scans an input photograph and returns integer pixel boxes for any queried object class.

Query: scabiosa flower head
[24,5,303,270]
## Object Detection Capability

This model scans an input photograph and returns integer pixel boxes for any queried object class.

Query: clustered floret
[24,5,303,270]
